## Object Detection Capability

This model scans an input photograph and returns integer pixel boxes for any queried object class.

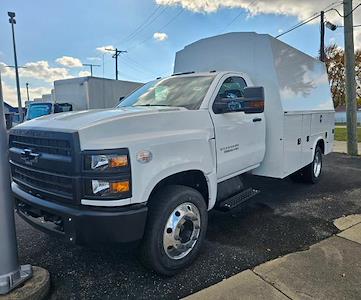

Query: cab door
[210,75,265,180]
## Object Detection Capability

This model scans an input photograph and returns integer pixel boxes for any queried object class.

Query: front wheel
[139,185,208,276]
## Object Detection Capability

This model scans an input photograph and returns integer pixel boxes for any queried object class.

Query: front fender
[130,138,217,210]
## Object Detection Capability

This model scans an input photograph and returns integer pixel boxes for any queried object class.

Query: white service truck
[9,33,334,275]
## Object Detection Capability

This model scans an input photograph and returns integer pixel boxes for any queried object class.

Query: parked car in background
[25,102,73,121]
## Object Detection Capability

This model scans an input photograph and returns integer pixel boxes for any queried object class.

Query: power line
[118,56,156,81]
[336,24,361,27]
[276,1,342,38]
[221,0,258,33]
[275,1,342,38]
[121,6,162,42]
[327,2,361,17]
[276,13,321,38]
[124,55,157,77]
[123,7,168,44]
[129,8,184,50]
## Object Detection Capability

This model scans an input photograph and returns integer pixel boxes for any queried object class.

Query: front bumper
[13,183,148,245]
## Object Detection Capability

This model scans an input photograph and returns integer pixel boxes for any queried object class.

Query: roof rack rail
[171,71,195,76]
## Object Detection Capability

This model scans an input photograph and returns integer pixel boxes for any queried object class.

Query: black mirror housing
[242,87,265,114]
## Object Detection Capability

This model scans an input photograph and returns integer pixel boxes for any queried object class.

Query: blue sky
[0,0,355,105]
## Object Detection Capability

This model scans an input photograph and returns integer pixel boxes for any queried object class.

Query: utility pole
[82,63,100,77]
[25,82,30,101]
[8,12,23,122]
[0,68,32,295]
[343,0,358,155]
[106,48,127,80]
[320,11,326,62]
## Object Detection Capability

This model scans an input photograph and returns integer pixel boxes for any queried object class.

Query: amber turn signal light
[110,180,130,193]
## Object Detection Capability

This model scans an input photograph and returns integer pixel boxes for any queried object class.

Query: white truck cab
[9,33,334,275]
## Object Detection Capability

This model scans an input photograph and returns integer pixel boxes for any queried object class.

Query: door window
[213,76,247,113]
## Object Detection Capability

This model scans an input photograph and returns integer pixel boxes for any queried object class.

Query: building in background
[53,76,143,111]
[3,101,23,128]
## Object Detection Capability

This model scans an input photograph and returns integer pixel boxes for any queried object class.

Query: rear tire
[139,185,208,276]
[290,146,323,184]
[303,146,323,184]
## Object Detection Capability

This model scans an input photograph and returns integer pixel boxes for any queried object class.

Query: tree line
[325,44,361,108]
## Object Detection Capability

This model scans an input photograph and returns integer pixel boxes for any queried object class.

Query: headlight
[84,152,129,172]
[83,179,131,199]
[91,179,130,197]
[82,149,131,199]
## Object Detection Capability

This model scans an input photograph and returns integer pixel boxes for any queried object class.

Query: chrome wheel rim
[163,202,201,260]
[313,152,322,178]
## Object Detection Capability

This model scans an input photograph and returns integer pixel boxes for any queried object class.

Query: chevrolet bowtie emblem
[20,148,40,165]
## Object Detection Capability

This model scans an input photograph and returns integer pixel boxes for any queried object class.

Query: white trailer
[174,32,335,178]
[54,76,143,111]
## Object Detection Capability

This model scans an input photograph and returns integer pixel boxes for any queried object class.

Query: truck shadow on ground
[16,153,361,299]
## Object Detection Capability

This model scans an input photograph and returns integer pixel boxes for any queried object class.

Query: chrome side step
[217,188,260,211]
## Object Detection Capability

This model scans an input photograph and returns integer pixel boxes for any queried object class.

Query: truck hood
[14,106,214,150]
[16,106,185,131]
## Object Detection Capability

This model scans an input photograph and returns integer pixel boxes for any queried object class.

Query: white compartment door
[302,114,313,165]
[283,114,303,176]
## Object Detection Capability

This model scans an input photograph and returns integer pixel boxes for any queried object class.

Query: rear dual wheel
[290,146,323,184]
[139,185,208,276]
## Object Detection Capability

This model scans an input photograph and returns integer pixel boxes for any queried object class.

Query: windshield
[26,103,52,120]
[118,75,215,110]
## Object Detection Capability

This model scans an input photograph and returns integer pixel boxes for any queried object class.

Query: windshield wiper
[134,104,171,107]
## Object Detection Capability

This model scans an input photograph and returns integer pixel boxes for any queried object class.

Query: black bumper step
[217,188,260,211]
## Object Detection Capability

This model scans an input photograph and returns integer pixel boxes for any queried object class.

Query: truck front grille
[12,164,73,202]
[9,129,80,204]
[10,134,72,157]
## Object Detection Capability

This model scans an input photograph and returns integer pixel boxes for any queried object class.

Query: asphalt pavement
[15,152,361,299]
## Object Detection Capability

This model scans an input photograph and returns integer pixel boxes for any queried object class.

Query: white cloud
[56,56,83,68]
[78,70,91,77]
[2,81,50,107]
[0,62,15,77]
[96,45,115,53]
[153,32,169,41]
[155,0,361,48]
[1,60,72,83]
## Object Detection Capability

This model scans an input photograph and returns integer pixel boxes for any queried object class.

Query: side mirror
[242,87,265,114]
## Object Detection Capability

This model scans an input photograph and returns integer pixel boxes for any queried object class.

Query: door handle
[253,117,262,122]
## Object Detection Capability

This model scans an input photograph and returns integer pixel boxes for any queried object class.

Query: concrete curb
[0,266,50,300]
[184,214,361,300]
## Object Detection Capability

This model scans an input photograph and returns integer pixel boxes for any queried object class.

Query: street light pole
[8,12,23,122]
[343,0,358,155]
[0,68,32,295]
[320,11,325,62]
[82,63,100,77]
[26,82,30,101]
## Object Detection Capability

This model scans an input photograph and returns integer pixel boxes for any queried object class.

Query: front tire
[139,185,208,276]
